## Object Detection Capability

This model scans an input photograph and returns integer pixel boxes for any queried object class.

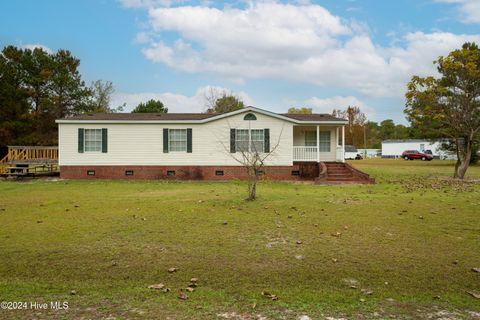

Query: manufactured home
[56,107,374,183]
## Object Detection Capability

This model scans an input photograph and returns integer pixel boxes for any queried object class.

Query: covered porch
[292,125,345,162]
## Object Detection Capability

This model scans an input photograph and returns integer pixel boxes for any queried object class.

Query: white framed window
[84,129,102,152]
[235,129,250,152]
[169,129,187,152]
[319,131,331,152]
[235,129,264,153]
[304,131,317,146]
[250,129,264,153]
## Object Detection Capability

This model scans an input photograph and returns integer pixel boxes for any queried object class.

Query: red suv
[401,150,433,161]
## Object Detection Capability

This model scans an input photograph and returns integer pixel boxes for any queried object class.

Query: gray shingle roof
[62,113,219,121]
[281,113,345,122]
[61,112,346,122]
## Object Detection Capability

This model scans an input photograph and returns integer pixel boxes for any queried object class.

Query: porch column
[336,127,339,146]
[316,125,320,163]
[341,125,345,163]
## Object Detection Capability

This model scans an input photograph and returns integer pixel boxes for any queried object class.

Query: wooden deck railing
[0,146,58,174]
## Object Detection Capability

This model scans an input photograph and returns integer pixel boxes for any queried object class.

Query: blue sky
[1,0,479,123]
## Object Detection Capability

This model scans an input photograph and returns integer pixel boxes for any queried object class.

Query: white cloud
[22,44,53,54]
[435,0,480,24]
[305,95,375,119]
[134,31,152,44]
[111,86,253,112]
[128,1,480,97]
[119,0,192,9]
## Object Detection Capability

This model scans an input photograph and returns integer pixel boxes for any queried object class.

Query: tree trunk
[246,167,252,199]
[453,137,472,179]
[249,172,257,201]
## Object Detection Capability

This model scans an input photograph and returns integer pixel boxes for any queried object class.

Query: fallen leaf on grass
[178,290,188,300]
[467,291,480,299]
[361,289,373,295]
[168,267,178,273]
[186,287,194,292]
[148,283,165,290]
[472,268,480,273]
[261,291,278,301]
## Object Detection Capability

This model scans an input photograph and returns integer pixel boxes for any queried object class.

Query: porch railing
[293,146,318,162]
[0,146,58,174]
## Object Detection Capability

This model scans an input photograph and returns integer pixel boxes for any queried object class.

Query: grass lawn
[0,159,479,319]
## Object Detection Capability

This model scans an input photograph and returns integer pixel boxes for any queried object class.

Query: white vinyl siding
[169,129,187,152]
[84,129,102,152]
[319,131,331,152]
[58,112,294,166]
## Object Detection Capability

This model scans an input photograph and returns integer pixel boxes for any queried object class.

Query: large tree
[203,88,244,113]
[0,45,107,146]
[207,95,244,113]
[132,99,168,113]
[87,80,115,113]
[332,106,367,147]
[405,42,480,179]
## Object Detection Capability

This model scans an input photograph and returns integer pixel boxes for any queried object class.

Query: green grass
[0,159,479,319]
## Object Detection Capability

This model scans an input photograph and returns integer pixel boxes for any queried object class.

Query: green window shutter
[101,128,108,153]
[264,129,270,153]
[187,128,192,153]
[230,129,236,153]
[78,128,84,153]
[163,128,169,153]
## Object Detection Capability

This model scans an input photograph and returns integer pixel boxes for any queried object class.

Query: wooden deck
[0,146,59,177]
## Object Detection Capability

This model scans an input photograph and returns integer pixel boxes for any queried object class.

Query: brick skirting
[60,164,315,180]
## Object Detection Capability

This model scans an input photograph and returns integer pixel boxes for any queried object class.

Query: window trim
[168,128,188,152]
[84,129,103,153]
